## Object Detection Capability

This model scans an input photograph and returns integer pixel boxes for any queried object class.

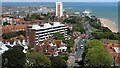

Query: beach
[99,18,118,33]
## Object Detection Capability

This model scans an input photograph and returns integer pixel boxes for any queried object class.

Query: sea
[2,2,119,27]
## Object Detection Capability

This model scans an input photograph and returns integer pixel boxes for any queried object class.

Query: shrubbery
[92,32,120,40]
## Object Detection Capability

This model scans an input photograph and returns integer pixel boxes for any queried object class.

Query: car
[75,58,82,63]
[75,47,78,51]
[80,45,84,49]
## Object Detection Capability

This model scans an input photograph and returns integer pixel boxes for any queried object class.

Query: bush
[92,32,120,40]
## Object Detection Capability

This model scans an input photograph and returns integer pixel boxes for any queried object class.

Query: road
[67,19,92,68]
[67,36,81,68]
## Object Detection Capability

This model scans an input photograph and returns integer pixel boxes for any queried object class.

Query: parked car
[80,45,84,49]
[75,47,78,51]
[75,58,82,63]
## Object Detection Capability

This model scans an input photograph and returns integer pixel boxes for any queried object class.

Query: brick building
[2,24,27,33]
[104,44,120,66]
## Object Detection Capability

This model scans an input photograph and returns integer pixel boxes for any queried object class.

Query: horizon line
[1,1,118,3]
[1,1,119,3]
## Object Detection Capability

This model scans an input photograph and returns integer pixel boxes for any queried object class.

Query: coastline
[99,18,118,33]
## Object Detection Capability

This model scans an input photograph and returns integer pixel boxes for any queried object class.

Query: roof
[37,40,66,56]
[0,41,28,55]
[113,47,120,53]
[18,21,31,24]
[32,20,44,23]
[31,22,64,30]
[0,42,9,55]
[83,10,91,14]
[52,40,64,47]
[2,24,27,33]
[104,44,120,65]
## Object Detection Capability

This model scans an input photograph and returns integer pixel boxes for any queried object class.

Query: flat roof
[113,47,120,53]
[31,22,65,30]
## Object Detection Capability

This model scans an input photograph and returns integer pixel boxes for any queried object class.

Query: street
[67,20,92,68]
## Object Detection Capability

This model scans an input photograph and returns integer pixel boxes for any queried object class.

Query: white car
[80,45,84,49]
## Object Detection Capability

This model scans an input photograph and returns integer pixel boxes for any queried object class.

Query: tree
[26,51,51,68]
[84,40,113,68]
[73,24,85,34]
[50,56,67,68]
[85,40,103,49]
[66,38,74,53]
[85,16,91,22]
[92,32,119,40]
[28,14,42,21]
[63,16,82,24]
[53,33,65,42]
[2,45,26,68]
[99,26,111,32]
[89,19,101,29]
[3,22,11,26]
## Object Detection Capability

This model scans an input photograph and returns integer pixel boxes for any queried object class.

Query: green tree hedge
[84,40,113,68]
[26,51,51,68]
[2,45,26,68]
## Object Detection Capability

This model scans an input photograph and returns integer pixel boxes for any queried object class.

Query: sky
[1,0,120,2]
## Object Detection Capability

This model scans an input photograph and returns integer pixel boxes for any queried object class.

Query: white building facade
[82,10,92,18]
[56,2,63,17]
[29,22,68,46]
[2,17,15,25]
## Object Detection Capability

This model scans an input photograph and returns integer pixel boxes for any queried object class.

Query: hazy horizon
[2,0,119,2]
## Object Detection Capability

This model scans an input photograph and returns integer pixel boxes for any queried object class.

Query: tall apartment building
[28,22,68,46]
[56,2,63,17]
